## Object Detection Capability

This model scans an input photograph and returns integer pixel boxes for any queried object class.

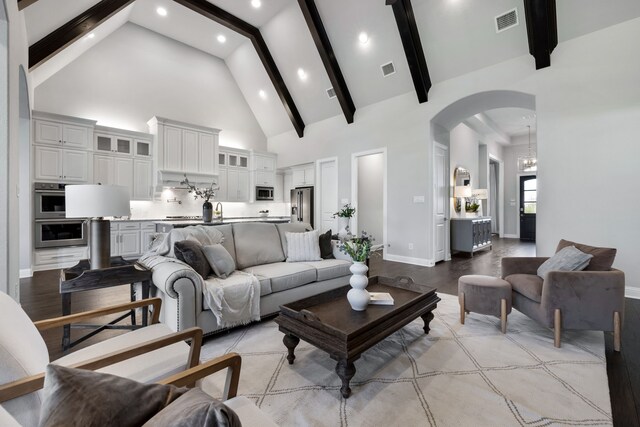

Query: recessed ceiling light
[156,7,167,16]
[258,90,267,99]
[297,68,308,81]
[251,0,261,8]
[86,33,95,39]
[358,32,369,44]
[217,34,226,43]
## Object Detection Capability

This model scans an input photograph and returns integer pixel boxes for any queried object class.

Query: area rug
[200,293,612,426]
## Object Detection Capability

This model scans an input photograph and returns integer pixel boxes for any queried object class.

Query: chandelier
[518,125,537,172]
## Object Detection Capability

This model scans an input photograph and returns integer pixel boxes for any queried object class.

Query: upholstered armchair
[501,240,624,350]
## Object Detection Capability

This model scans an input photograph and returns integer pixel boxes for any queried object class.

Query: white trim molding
[625,287,640,300]
[503,234,519,239]
[19,268,32,278]
[384,254,434,267]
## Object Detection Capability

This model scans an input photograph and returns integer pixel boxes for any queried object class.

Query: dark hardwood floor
[19,238,639,426]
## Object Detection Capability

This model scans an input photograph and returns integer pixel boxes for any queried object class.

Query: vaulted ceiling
[21,0,640,139]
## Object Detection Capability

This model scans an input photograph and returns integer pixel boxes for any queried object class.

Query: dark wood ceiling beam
[386,0,431,103]
[298,0,355,124]
[29,0,136,70]
[17,0,41,11]
[173,0,305,137]
[523,0,558,70]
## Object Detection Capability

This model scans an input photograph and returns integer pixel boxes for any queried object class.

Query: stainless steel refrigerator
[290,187,314,228]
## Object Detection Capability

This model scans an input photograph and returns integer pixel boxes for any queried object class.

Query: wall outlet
[408,243,414,250]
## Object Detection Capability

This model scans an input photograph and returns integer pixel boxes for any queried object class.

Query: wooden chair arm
[33,297,162,331]
[0,327,203,403]
[158,353,242,400]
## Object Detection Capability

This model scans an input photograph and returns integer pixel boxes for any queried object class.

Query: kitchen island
[154,216,291,233]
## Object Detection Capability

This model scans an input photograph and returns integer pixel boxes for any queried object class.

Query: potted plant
[338,230,374,311]
[333,203,356,238]
[181,175,219,222]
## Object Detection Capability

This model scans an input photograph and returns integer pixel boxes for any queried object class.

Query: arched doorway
[18,65,31,283]
[0,0,10,297]
[430,90,537,262]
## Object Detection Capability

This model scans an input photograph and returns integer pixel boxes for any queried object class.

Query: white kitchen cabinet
[140,222,156,253]
[283,173,293,203]
[291,164,315,187]
[119,230,141,257]
[226,169,250,202]
[95,134,132,155]
[93,155,133,197]
[274,172,284,202]
[148,117,220,185]
[133,159,153,200]
[34,120,91,149]
[32,246,89,272]
[110,222,147,258]
[135,140,152,157]
[253,153,276,171]
[217,167,228,201]
[255,170,275,187]
[35,146,88,183]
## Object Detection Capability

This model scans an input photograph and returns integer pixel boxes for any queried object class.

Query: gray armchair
[501,240,624,351]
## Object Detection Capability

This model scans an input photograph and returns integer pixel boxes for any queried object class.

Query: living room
[1,0,639,426]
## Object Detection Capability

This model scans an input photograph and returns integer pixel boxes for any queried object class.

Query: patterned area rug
[200,293,612,426]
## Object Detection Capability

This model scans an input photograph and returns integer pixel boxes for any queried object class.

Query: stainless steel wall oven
[34,182,88,249]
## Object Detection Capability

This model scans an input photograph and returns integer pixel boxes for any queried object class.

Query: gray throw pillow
[38,364,186,427]
[174,239,211,279]
[202,244,236,279]
[143,388,241,427]
[537,245,594,279]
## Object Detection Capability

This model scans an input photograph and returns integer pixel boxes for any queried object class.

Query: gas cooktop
[164,216,203,220]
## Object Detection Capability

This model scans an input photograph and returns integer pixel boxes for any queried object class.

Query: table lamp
[66,185,130,269]
[473,189,489,216]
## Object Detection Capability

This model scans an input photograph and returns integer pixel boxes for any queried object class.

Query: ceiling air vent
[495,8,518,33]
[381,61,396,77]
[326,87,336,99]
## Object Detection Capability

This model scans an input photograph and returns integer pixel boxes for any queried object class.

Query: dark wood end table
[275,276,440,398]
[59,256,152,351]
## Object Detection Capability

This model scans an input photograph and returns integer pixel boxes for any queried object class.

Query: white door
[319,160,338,233]
[94,154,114,185]
[133,159,152,200]
[119,230,141,257]
[114,157,133,196]
[62,150,88,182]
[227,169,238,202]
[198,132,215,174]
[237,170,250,202]
[62,125,88,149]
[182,129,199,174]
[34,146,63,181]
[163,126,182,171]
[433,143,448,263]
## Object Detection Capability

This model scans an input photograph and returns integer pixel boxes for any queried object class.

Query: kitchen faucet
[215,202,223,222]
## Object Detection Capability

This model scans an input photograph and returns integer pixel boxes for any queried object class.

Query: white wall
[269,17,640,290]
[1,0,32,300]
[356,153,383,241]
[34,23,267,151]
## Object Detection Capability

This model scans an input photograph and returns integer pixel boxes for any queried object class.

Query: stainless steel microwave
[256,186,274,201]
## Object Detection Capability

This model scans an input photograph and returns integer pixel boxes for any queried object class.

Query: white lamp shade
[454,186,472,198]
[65,185,130,218]
[472,189,489,200]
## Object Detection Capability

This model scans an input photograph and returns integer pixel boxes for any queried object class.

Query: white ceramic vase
[338,217,350,239]
[347,262,370,311]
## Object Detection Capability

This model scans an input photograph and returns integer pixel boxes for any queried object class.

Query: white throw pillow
[286,230,322,262]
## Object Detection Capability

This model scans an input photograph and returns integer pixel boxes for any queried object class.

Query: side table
[59,256,152,351]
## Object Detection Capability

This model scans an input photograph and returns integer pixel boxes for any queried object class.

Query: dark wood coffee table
[275,276,440,398]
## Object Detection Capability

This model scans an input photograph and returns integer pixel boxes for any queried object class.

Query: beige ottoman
[458,275,512,333]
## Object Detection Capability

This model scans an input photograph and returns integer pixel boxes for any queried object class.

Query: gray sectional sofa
[147,222,352,334]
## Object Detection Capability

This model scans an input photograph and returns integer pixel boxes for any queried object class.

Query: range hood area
[156,170,219,190]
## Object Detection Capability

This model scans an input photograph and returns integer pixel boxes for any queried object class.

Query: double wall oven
[34,182,88,249]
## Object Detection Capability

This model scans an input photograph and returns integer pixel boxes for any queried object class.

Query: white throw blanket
[203,271,261,329]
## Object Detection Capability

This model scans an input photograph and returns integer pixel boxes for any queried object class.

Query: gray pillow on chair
[202,244,236,279]
[38,364,187,427]
[537,246,593,279]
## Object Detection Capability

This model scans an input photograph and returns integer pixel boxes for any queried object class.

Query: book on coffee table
[369,292,394,305]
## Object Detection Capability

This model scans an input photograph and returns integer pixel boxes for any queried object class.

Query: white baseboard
[625,287,640,300]
[384,254,434,267]
[503,234,519,239]
[19,268,33,278]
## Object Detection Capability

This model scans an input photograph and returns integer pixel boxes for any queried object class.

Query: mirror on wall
[454,167,471,187]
